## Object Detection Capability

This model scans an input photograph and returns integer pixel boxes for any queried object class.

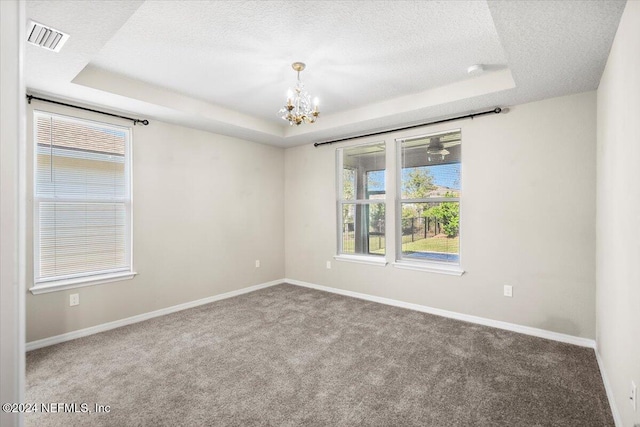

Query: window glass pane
[342,168,355,200]
[341,202,385,256]
[401,131,461,199]
[399,130,460,265]
[401,201,459,263]
[341,143,385,200]
[367,170,385,199]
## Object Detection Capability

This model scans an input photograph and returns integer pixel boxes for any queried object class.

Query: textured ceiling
[24,0,626,147]
[89,1,507,121]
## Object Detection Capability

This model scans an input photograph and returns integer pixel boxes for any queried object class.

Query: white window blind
[34,111,132,284]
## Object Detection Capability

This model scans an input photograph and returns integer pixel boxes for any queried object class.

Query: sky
[366,162,461,192]
[423,163,461,189]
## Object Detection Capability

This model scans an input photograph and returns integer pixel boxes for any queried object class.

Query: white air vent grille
[27,20,69,52]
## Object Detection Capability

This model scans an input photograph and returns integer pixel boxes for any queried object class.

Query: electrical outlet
[69,293,79,306]
[631,380,637,411]
[255,260,260,268]
[503,285,513,297]
[326,261,331,269]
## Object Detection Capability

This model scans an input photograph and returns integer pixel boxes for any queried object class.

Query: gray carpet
[26,283,613,426]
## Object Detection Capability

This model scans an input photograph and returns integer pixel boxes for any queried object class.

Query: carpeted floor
[26,284,613,426]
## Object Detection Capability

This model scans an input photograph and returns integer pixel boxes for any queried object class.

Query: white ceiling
[25,0,626,147]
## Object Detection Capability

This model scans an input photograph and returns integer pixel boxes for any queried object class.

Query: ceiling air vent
[26,20,69,52]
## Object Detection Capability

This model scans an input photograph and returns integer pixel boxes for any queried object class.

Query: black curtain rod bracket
[313,107,502,147]
[26,94,149,126]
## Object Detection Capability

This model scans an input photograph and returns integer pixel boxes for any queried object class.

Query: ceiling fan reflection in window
[426,137,450,162]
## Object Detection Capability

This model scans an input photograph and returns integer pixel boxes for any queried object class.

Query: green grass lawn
[342,234,458,255]
[369,235,385,254]
[402,236,459,254]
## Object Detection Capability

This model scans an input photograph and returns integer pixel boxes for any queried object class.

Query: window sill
[392,261,464,276]
[334,254,388,267]
[30,271,137,295]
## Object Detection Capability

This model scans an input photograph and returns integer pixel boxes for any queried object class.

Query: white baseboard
[28,277,597,352]
[284,278,596,349]
[26,279,284,351]
[595,346,622,427]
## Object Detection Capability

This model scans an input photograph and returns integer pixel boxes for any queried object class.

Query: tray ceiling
[25,0,626,147]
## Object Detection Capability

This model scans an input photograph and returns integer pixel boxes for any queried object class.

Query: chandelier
[279,62,319,126]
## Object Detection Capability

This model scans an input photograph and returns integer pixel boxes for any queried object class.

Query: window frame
[335,141,388,266]
[30,110,136,294]
[393,130,464,276]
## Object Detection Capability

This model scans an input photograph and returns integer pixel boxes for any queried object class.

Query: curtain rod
[26,94,149,126]
[313,107,502,147]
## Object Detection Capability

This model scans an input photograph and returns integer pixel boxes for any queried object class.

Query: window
[337,143,386,259]
[397,130,461,266]
[32,111,134,293]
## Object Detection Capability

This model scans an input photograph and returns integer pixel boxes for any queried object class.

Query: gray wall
[596,1,640,426]
[26,91,600,345]
[26,103,285,342]
[285,91,597,339]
